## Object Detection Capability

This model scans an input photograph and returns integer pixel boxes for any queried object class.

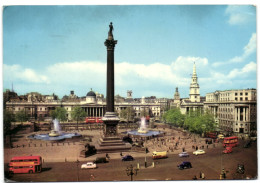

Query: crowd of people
[137,128,219,154]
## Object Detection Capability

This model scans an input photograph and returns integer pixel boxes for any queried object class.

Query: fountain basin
[123,130,164,137]
[28,132,82,141]
[49,130,60,137]
[137,128,148,134]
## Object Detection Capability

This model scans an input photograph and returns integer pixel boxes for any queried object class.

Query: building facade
[5,90,163,122]
[204,89,257,135]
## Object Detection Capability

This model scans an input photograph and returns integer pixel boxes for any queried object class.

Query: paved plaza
[5,125,216,163]
[3,124,258,181]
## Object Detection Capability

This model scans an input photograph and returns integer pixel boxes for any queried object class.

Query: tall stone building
[204,89,257,135]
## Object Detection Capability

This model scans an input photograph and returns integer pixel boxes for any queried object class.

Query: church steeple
[189,62,200,102]
[193,62,197,75]
[174,87,180,100]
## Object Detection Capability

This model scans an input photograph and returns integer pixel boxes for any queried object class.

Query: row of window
[16,107,47,111]
[235,97,248,101]
[11,166,33,169]
[11,159,38,162]
[219,108,233,112]
[219,114,233,119]
[235,123,248,126]
[235,92,248,96]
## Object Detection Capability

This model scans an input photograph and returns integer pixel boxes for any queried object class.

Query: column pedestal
[95,112,131,153]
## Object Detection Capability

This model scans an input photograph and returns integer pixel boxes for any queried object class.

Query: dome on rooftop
[87,90,96,97]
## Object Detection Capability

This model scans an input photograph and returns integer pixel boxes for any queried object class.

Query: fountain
[123,117,164,137]
[137,117,148,134]
[49,119,60,137]
[28,119,81,141]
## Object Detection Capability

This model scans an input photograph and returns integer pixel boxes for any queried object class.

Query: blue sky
[3,5,257,99]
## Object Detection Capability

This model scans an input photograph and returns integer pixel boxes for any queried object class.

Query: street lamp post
[126,164,139,181]
[76,159,79,181]
[145,137,147,168]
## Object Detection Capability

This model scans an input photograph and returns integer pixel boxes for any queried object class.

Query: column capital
[105,39,117,50]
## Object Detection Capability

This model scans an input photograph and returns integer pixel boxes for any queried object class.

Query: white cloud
[3,57,256,98]
[225,5,256,25]
[227,62,257,79]
[213,33,256,67]
[243,33,256,56]
[3,64,50,84]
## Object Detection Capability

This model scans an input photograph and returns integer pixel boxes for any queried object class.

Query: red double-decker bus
[85,117,103,123]
[9,156,42,174]
[205,132,217,139]
[223,136,238,147]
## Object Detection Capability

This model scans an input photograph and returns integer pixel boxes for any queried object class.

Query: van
[218,134,224,139]
[152,151,167,159]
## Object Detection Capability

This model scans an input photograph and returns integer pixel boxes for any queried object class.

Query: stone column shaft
[106,49,115,112]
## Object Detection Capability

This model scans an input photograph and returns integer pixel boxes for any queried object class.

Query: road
[5,141,257,182]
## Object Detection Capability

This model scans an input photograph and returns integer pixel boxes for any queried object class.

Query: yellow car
[193,150,205,155]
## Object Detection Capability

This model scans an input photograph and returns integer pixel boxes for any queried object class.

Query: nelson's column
[95,22,131,153]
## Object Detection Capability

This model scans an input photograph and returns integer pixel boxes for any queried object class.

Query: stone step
[98,139,126,146]
[102,137,121,141]
[95,144,132,153]
[99,138,123,143]
[99,143,126,147]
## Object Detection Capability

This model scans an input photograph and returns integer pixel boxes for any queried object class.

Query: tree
[15,109,29,122]
[4,109,15,136]
[71,106,87,130]
[163,108,185,127]
[120,107,135,126]
[50,107,67,122]
[184,109,216,135]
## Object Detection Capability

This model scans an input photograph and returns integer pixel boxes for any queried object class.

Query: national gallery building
[4,89,164,122]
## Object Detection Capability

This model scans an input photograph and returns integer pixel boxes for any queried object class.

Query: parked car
[81,162,97,169]
[122,155,134,161]
[223,146,232,154]
[94,157,109,164]
[179,152,189,157]
[177,161,192,170]
[193,149,205,155]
